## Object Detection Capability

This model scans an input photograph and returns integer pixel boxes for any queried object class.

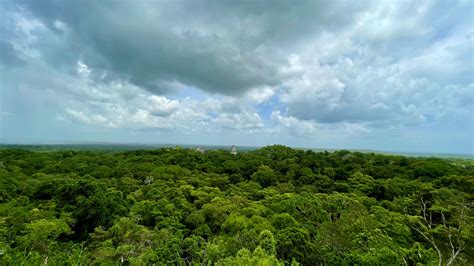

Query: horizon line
[1,141,473,158]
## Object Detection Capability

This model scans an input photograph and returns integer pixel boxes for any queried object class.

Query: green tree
[251,165,277,188]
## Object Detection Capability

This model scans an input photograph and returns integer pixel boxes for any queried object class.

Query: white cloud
[147,95,180,117]
[76,61,91,78]
[245,86,275,104]
[270,111,369,137]
[280,57,347,120]
[65,109,116,128]
[214,112,264,131]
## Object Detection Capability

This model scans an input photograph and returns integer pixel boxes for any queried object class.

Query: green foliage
[18,218,71,254]
[216,246,285,266]
[0,146,472,265]
[252,165,278,187]
[258,230,276,255]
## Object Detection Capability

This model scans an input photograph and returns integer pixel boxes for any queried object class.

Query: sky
[0,0,473,154]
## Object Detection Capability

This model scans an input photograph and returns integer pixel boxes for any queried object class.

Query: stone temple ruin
[230,145,237,155]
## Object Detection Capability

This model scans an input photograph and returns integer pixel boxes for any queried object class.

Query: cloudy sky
[0,0,473,154]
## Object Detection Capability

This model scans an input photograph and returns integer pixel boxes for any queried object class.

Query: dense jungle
[0,146,472,265]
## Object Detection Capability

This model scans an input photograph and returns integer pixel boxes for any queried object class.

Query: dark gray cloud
[16,0,367,95]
